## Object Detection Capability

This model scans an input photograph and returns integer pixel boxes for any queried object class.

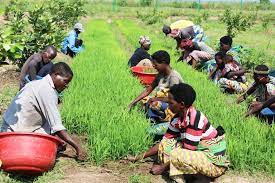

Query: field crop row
[115,19,275,175]
[61,20,152,164]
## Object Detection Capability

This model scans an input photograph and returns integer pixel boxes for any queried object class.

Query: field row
[114,19,274,174]
[61,19,274,174]
[61,20,152,164]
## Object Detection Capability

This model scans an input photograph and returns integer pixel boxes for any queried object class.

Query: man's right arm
[237,83,257,104]
[68,33,82,53]
[55,130,86,160]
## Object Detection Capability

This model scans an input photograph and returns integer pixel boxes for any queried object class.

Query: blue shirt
[61,30,83,54]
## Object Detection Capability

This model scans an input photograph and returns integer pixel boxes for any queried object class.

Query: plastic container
[0,132,63,174]
[131,66,158,86]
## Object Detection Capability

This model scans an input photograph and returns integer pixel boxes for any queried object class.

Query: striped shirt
[164,106,217,151]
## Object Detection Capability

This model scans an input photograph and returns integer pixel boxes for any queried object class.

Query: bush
[220,9,256,38]
[0,0,86,66]
[140,0,153,7]
[117,0,127,7]
[4,0,29,20]
[136,9,164,25]
[261,14,272,31]
[239,47,273,70]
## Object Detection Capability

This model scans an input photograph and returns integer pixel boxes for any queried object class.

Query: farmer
[1,62,86,160]
[128,83,229,182]
[128,36,152,67]
[209,53,247,93]
[203,35,240,73]
[61,23,84,58]
[162,21,205,50]
[19,45,57,90]
[180,39,215,69]
[237,65,275,124]
[128,50,183,133]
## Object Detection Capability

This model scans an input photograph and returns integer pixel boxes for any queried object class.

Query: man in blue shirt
[61,23,84,57]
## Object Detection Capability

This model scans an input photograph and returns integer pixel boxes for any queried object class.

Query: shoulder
[28,53,42,64]
[171,70,183,80]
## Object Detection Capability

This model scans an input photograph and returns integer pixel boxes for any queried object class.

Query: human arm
[67,32,82,53]
[164,118,180,139]
[208,67,218,80]
[237,83,257,104]
[227,63,245,78]
[128,85,154,110]
[38,89,86,160]
[245,96,275,117]
[55,130,86,160]
[28,54,43,81]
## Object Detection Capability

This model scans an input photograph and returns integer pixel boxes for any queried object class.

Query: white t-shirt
[1,74,66,134]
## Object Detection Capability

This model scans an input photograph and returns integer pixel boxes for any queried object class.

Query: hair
[162,25,171,35]
[51,62,73,78]
[254,64,269,75]
[215,51,226,59]
[170,83,196,107]
[43,45,57,58]
[220,36,233,47]
[151,50,170,65]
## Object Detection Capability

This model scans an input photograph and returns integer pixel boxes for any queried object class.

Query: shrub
[0,0,86,66]
[117,0,128,7]
[220,9,256,38]
[140,0,153,7]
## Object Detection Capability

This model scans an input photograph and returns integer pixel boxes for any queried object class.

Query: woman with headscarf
[128,36,152,67]
[162,21,206,50]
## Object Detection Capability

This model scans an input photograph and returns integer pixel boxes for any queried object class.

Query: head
[162,25,171,36]
[220,36,232,52]
[223,54,233,64]
[151,50,170,73]
[74,23,84,34]
[168,83,196,115]
[253,64,270,84]
[139,36,151,51]
[42,46,57,64]
[50,62,73,93]
[179,39,193,50]
[215,51,225,68]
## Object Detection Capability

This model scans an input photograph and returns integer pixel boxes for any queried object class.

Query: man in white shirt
[1,62,86,160]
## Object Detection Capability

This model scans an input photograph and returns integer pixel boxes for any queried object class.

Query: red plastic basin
[0,132,63,174]
[131,66,158,85]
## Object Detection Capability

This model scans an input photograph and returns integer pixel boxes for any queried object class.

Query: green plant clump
[220,9,257,38]
[0,0,86,67]
[61,20,152,164]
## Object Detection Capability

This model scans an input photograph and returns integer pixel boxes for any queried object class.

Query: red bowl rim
[0,132,63,145]
[131,66,158,75]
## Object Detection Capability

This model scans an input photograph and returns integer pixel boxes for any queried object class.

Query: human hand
[76,148,87,161]
[128,102,136,112]
[245,102,263,117]
[237,95,245,104]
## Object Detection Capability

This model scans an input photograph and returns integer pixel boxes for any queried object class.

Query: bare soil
[55,135,275,183]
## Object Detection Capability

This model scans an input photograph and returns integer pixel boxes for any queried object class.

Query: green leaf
[3,44,11,51]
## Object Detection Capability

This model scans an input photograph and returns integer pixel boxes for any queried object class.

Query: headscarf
[139,36,151,46]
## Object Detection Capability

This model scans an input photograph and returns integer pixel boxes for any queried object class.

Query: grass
[0,156,65,183]
[61,20,152,164]
[114,19,275,175]
[128,174,150,183]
